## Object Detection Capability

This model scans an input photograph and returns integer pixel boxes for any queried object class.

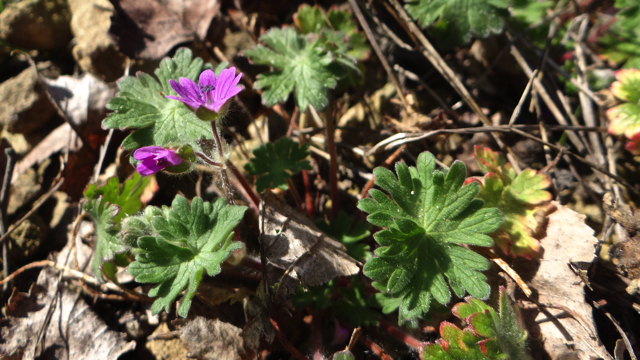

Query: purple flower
[133,146,183,176]
[166,68,243,113]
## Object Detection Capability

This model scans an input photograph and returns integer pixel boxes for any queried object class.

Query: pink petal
[133,146,164,160]
[198,69,216,88]
[166,95,202,109]
[137,158,164,175]
[178,77,202,103]
[159,149,183,166]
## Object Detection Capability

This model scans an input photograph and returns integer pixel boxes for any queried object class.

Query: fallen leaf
[42,73,116,137]
[181,317,245,360]
[109,0,220,60]
[260,192,360,291]
[513,202,608,360]
[0,240,135,359]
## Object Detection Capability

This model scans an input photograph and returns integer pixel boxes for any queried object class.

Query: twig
[0,147,17,293]
[345,327,361,352]
[0,178,64,246]
[348,0,409,111]
[593,303,637,360]
[573,16,606,166]
[475,248,532,297]
[286,177,303,211]
[360,145,406,200]
[394,64,458,121]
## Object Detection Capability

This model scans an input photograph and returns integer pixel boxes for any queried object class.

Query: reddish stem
[311,312,323,360]
[226,159,260,212]
[302,169,314,217]
[359,336,393,360]
[379,319,424,350]
[270,317,311,360]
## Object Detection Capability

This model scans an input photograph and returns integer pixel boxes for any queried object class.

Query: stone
[0,67,56,134]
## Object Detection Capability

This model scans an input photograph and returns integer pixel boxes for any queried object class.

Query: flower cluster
[132,67,243,176]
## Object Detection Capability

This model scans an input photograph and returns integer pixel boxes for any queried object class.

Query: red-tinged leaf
[467,311,495,338]
[452,297,490,320]
[611,68,640,103]
[626,133,640,155]
[473,147,552,258]
[607,68,640,141]
[478,339,503,359]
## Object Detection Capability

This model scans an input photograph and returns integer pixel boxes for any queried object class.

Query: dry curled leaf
[514,203,607,360]
[109,0,219,60]
[260,192,360,293]
[0,241,135,360]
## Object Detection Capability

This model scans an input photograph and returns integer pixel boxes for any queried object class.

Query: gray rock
[0,0,71,50]
[0,67,56,134]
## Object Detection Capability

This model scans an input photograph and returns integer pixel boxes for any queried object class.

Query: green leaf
[421,288,531,360]
[291,281,334,311]
[333,278,379,327]
[316,210,372,262]
[102,48,212,150]
[244,137,312,192]
[295,4,369,61]
[358,151,502,322]
[473,146,552,258]
[124,196,246,317]
[243,27,349,111]
[405,0,509,46]
[331,350,356,360]
[83,173,151,280]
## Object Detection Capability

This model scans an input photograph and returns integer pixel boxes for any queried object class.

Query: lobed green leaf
[358,151,502,322]
[125,196,246,317]
[244,137,312,192]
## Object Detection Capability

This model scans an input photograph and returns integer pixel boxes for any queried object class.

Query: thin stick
[211,121,225,159]
[285,177,303,211]
[0,178,64,246]
[348,0,409,111]
[475,248,532,297]
[360,145,406,200]
[0,147,17,292]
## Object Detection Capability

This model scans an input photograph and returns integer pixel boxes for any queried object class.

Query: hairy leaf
[83,173,151,279]
[123,196,246,317]
[358,151,502,322]
[405,0,510,46]
[243,27,349,111]
[421,287,531,360]
[608,68,640,141]
[473,146,552,258]
[316,210,372,262]
[244,137,312,192]
[294,4,369,61]
[102,48,212,150]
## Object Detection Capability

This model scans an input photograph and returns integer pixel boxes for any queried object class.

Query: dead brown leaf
[109,0,220,60]
[514,202,609,360]
[260,192,360,293]
[0,240,135,359]
[603,193,640,281]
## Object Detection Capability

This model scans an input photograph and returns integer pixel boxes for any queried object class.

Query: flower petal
[178,77,203,104]
[133,146,164,160]
[158,149,183,166]
[166,95,202,109]
[137,158,164,176]
[198,69,216,88]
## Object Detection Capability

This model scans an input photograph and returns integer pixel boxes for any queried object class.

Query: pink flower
[166,68,243,113]
[133,146,183,176]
